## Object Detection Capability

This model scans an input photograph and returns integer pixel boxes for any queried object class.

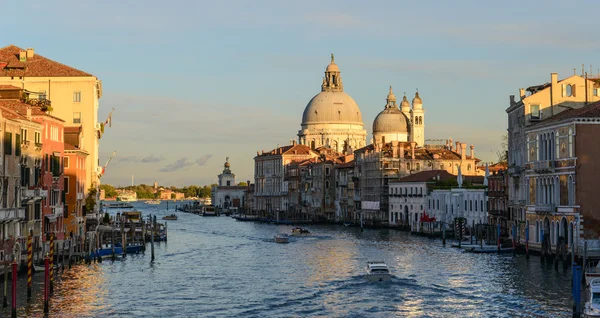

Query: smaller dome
[412,91,422,104]
[373,108,410,134]
[326,62,339,72]
[224,158,230,168]
[400,94,410,109]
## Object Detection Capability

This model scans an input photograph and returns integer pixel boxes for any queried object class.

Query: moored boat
[104,202,134,209]
[202,205,218,216]
[586,261,600,285]
[274,233,289,243]
[145,200,161,204]
[584,278,600,317]
[366,261,392,282]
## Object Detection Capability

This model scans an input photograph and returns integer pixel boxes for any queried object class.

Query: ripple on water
[7,206,576,317]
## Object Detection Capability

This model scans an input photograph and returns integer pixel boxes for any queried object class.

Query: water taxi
[586,261,600,285]
[145,200,161,204]
[162,214,178,221]
[291,227,311,235]
[274,233,289,243]
[584,278,600,317]
[366,261,392,282]
[104,202,134,209]
[202,205,218,216]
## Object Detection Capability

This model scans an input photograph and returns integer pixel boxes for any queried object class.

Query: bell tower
[411,91,425,147]
[321,53,344,92]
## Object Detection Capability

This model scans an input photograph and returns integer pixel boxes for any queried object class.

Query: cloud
[196,154,213,166]
[141,154,165,163]
[117,156,137,163]
[158,155,214,172]
[159,158,194,172]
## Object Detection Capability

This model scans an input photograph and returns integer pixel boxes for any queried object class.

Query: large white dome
[302,91,363,125]
[373,108,409,134]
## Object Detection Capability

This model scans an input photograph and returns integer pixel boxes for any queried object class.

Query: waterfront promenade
[1,204,578,317]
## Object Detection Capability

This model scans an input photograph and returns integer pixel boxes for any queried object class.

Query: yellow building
[0,45,102,194]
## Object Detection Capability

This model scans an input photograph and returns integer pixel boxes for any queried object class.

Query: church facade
[212,158,249,212]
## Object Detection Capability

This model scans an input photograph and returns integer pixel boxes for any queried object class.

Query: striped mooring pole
[50,233,54,295]
[27,234,32,301]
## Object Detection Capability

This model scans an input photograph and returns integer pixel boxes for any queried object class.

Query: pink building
[32,110,66,242]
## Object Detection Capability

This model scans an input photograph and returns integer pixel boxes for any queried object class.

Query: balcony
[21,140,30,149]
[508,166,522,176]
[52,206,64,216]
[23,188,48,198]
[35,142,43,149]
[533,160,554,174]
[532,204,555,214]
[0,208,26,221]
[488,209,509,218]
[555,158,576,168]
[77,193,84,200]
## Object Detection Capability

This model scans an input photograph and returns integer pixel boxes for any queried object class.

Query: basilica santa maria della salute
[297,54,425,151]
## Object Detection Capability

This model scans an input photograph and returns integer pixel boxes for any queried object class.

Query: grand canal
[4,202,575,317]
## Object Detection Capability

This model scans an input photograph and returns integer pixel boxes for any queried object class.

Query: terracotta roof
[0,45,93,77]
[0,85,20,90]
[64,143,77,151]
[335,160,355,168]
[256,144,318,157]
[531,100,600,127]
[0,104,27,120]
[64,126,81,133]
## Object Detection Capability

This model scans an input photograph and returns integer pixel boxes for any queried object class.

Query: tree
[496,133,508,164]
[86,187,97,212]
[171,193,176,200]
[100,184,118,198]
[237,181,248,186]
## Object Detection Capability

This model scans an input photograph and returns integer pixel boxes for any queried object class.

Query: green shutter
[4,132,11,156]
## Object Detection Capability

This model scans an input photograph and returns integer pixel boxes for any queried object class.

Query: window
[530,104,540,119]
[566,85,573,97]
[416,163,420,171]
[73,91,81,102]
[467,164,471,171]
[39,91,47,100]
[226,180,230,186]
[325,167,330,176]
[4,132,12,156]
[35,132,41,145]
[15,134,21,156]
[64,176,69,194]
[20,129,27,143]
[594,89,598,96]
[73,112,81,124]
[64,157,69,169]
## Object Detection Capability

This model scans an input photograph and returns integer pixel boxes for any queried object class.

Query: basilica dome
[301,91,363,125]
[373,108,410,134]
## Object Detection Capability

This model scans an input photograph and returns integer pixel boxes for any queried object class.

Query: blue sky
[4,0,600,186]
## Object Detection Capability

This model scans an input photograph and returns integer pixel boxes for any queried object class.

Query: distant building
[212,158,248,211]
[64,137,88,238]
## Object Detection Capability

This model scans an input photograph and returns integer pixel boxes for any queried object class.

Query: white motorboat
[145,200,161,205]
[366,261,392,282]
[274,233,289,243]
[586,261,600,285]
[584,278,600,317]
[291,227,311,235]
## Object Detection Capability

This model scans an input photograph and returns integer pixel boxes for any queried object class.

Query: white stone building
[429,188,488,229]
[212,158,247,212]
[388,180,428,231]
[373,87,425,147]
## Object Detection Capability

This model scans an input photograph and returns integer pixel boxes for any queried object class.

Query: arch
[561,217,568,238]
[407,162,411,170]
[569,221,575,248]
[467,164,471,171]
[535,220,540,242]
[404,205,409,224]
[416,163,420,171]
[568,175,574,205]
[440,163,444,169]
[566,84,573,97]
[543,216,550,242]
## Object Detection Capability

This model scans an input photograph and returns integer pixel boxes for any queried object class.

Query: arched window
[470,200,473,211]
[407,162,411,170]
[325,181,330,189]
[467,164,471,171]
[440,163,444,169]
[416,163,420,171]
[464,200,467,211]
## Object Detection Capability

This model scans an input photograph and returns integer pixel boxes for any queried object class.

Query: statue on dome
[331,53,335,63]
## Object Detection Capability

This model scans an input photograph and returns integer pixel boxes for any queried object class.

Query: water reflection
[5,203,577,317]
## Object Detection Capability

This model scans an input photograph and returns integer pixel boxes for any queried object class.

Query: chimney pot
[399,143,404,159]
[519,88,525,100]
[26,48,34,58]
[509,95,515,104]
[456,141,461,154]
[470,145,474,159]
[461,143,467,161]
[19,50,27,62]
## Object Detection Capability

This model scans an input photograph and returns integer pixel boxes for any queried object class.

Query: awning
[45,214,58,223]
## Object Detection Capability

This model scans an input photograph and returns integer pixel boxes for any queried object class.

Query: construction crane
[98,151,116,178]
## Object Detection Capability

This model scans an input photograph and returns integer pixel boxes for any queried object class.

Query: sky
[3,0,600,187]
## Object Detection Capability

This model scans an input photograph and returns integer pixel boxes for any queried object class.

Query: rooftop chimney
[391,141,398,158]
[519,88,525,100]
[399,143,404,159]
[19,50,27,62]
[410,142,416,160]
[456,141,461,154]
[509,95,515,105]
[461,143,467,160]
[449,138,453,151]
[551,72,558,86]
[470,145,474,159]
[26,106,31,120]
[26,48,34,58]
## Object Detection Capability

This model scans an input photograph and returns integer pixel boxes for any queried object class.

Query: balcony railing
[555,158,576,168]
[0,208,26,221]
[508,166,522,175]
[52,206,64,216]
[77,193,84,200]
[23,188,48,198]
[21,140,30,148]
[533,204,555,214]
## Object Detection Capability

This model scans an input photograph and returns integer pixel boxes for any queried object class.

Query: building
[506,72,600,252]
[211,158,248,212]
[522,100,600,253]
[354,140,482,225]
[63,137,88,239]
[297,55,367,152]
[334,159,356,223]
[0,45,103,195]
[373,87,425,146]
[487,167,509,238]
[254,143,320,217]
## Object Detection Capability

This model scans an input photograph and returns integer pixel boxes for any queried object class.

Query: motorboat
[202,205,218,216]
[274,233,289,243]
[162,214,178,221]
[586,261,600,285]
[104,202,134,209]
[366,261,392,282]
[291,227,311,235]
[145,200,161,205]
[584,278,600,317]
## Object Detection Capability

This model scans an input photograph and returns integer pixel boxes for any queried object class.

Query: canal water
[5,202,575,317]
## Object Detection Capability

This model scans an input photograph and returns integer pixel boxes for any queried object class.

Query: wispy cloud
[196,154,213,166]
[159,155,213,172]
[117,156,138,163]
[141,154,165,163]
